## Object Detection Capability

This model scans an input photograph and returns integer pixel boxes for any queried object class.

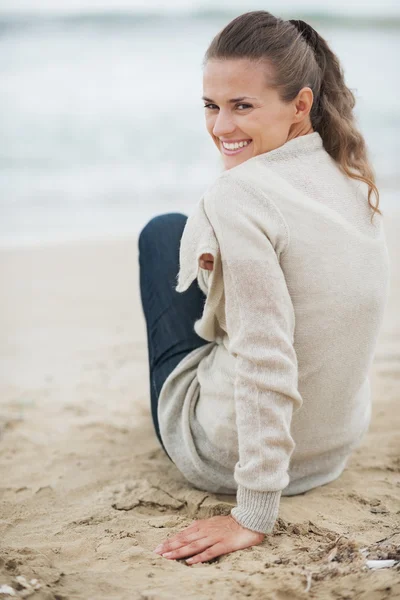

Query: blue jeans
[138,213,210,452]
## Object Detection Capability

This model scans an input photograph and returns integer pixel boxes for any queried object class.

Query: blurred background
[1,0,399,246]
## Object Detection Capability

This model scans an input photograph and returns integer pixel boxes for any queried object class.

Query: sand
[0,212,399,600]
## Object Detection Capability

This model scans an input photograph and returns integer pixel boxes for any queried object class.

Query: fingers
[161,537,211,560]
[185,542,227,565]
[199,253,214,271]
[199,260,214,271]
[155,530,203,554]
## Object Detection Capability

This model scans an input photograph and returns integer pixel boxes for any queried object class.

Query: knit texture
[157,132,390,534]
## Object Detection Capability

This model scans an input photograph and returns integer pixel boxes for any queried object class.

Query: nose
[212,110,235,138]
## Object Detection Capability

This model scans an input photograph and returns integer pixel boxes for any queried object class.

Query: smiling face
[202,58,314,169]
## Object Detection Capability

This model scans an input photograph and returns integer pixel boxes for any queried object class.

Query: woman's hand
[153,515,264,564]
[199,253,214,271]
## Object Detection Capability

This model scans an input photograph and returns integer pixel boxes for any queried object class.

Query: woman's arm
[206,173,303,532]
[155,172,303,563]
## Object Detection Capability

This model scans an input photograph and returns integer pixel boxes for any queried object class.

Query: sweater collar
[256,131,324,164]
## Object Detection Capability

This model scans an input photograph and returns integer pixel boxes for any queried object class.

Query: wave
[1,9,400,33]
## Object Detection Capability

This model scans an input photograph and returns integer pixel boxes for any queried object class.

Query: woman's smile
[220,138,253,156]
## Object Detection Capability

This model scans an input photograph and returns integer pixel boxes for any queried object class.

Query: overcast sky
[0,0,399,16]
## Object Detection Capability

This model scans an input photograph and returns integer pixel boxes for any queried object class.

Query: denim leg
[138,212,210,450]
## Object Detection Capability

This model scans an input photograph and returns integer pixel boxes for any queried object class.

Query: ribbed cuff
[230,486,282,534]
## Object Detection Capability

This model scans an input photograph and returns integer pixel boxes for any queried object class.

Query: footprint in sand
[111,481,185,514]
[110,480,235,520]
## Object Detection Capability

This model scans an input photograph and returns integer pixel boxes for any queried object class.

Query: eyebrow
[201,96,257,103]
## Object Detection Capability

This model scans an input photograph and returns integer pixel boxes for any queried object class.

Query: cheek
[243,115,263,138]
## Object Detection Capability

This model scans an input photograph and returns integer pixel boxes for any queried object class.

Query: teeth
[222,140,250,150]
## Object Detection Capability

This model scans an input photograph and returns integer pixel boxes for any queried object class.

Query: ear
[293,87,314,122]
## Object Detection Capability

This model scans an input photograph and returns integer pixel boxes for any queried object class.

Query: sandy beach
[0,210,399,600]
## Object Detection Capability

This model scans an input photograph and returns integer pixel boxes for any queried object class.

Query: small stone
[366,559,397,569]
[0,585,16,596]
[370,506,389,514]
[15,576,30,589]
[292,526,301,535]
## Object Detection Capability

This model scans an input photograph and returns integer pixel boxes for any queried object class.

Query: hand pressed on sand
[153,515,264,564]
[199,253,214,271]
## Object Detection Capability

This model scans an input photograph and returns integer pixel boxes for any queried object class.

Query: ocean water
[1,9,399,245]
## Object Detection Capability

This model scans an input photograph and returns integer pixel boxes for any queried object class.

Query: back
[240,140,390,488]
[158,131,390,522]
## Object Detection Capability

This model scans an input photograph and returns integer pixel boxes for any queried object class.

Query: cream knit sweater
[157,132,390,534]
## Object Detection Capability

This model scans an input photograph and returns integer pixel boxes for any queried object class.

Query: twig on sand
[304,571,313,593]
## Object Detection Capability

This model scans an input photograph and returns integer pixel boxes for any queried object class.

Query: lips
[221,139,253,155]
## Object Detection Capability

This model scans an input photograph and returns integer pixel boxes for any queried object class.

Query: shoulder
[204,157,289,218]
[203,162,290,255]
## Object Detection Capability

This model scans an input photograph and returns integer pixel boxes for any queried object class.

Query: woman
[138,11,390,564]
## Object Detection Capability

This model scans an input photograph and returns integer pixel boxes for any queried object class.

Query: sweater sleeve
[204,173,303,534]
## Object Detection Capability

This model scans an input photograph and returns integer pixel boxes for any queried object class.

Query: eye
[203,103,253,110]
